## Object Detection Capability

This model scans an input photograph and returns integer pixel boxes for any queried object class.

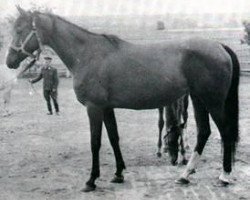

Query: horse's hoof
[218,179,229,187]
[189,169,196,174]
[157,152,162,158]
[171,160,178,166]
[218,172,230,186]
[181,159,188,165]
[175,178,190,185]
[81,183,96,192]
[111,175,124,183]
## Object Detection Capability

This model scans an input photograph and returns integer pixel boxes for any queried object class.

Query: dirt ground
[0,76,250,200]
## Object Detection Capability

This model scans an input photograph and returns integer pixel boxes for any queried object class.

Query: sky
[1,0,250,18]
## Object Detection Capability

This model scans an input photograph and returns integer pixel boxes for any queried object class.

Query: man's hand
[52,88,57,92]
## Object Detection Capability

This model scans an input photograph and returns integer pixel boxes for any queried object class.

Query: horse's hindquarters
[182,42,232,109]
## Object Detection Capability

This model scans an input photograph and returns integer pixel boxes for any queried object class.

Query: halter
[10,18,43,60]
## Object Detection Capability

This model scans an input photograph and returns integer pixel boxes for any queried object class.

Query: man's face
[44,60,51,68]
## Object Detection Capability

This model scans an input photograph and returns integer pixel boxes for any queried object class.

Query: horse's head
[165,125,183,166]
[6,6,43,69]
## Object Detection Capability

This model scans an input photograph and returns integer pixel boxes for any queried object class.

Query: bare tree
[29,2,54,13]
[241,20,250,45]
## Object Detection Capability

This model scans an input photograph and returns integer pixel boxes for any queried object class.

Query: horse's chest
[73,77,108,106]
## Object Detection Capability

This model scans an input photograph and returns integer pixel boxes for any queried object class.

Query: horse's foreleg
[157,107,164,157]
[103,108,126,183]
[83,106,103,192]
[176,95,211,184]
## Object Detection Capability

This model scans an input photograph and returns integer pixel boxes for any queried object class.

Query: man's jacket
[31,66,59,91]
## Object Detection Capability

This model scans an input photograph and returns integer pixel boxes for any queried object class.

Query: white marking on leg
[219,171,231,183]
[181,151,200,179]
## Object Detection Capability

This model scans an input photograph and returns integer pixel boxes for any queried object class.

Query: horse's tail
[221,44,240,162]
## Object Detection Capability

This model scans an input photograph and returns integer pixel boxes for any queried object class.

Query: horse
[0,60,36,116]
[0,65,17,116]
[157,94,189,166]
[6,7,240,192]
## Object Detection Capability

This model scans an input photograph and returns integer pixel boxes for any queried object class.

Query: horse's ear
[16,5,27,16]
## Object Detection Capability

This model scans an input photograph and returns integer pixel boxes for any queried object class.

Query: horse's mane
[101,34,125,49]
[32,11,96,35]
[33,11,126,48]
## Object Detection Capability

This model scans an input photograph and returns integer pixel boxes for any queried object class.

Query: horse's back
[105,38,231,108]
[103,45,188,109]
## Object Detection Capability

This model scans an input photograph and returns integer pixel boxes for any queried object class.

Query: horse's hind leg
[103,108,126,183]
[209,108,237,185]
[176,95,211,184]
[179,132,188,165]
[182,94,189,128]
[182,95,190,149]
[157,107,164,157]
[179,94,189,163]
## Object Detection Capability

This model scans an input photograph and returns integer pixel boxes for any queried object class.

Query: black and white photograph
[0,0,250,199]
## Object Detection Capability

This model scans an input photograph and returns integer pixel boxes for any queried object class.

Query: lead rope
[26,19,44,97]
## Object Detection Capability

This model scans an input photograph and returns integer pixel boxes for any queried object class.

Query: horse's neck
[41,15,107,73]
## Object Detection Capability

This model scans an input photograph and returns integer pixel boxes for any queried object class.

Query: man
[30,56,59,115]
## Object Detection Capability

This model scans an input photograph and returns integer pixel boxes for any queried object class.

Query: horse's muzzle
[6,60,19,69]
[6,49,24,69]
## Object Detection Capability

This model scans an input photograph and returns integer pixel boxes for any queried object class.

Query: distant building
[156,21,165,30]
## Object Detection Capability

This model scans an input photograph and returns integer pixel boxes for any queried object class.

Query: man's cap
[44,56,52,60]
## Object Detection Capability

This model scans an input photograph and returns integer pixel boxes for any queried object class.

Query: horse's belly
[109,82,188,109]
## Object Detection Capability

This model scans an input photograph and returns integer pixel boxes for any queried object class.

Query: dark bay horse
[6,8,239,191]
[157,94,189,166]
